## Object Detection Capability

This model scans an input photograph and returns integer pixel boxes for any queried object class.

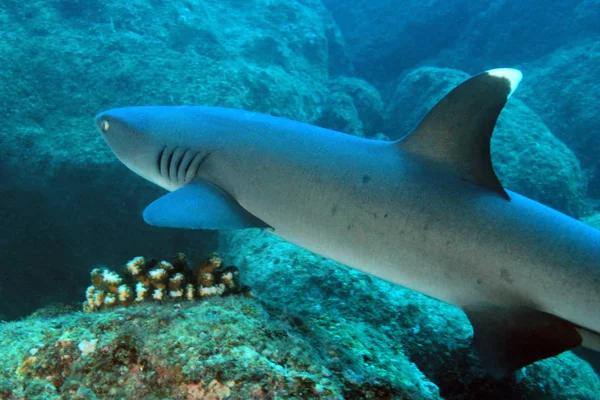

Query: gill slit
[183,152,200,182]
[184,151,212,184]
[176,148,190,183]
[166,146,178,180]
[157,146,167,177]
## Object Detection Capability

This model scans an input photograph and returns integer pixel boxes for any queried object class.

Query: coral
[77,339,98,356]
[84,253,249,312]
[90,268,122,294]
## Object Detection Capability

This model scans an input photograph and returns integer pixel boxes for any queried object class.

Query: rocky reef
[322,0,600,82]
[1,238,598,399]
[4,299,337,399]
[1,280,440,399]
[519,38,600,195]
[322,0,600,206]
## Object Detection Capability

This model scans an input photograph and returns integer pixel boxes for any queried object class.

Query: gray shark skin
[96,69,600,377]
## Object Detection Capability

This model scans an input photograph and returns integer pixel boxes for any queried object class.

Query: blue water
[0,0,598,398]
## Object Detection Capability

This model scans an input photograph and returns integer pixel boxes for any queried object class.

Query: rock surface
[518,38,600,195]
[316,77,385,137]
[0,298,441,399]
[0,0,351,186]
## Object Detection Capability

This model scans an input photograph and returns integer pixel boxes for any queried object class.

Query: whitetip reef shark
[96,69,600,378]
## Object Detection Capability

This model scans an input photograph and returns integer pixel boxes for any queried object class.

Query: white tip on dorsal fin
[486,68,523,98]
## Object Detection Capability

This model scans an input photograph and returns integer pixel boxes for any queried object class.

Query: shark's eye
[100,119,110,133]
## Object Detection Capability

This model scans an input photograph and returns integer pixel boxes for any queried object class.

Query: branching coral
[84,253,251,312]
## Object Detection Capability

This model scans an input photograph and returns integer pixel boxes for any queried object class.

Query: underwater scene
[1,0,599,398]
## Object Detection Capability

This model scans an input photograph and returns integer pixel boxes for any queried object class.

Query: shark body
[96,69,600,376]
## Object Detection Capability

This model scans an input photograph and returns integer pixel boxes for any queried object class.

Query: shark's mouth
[156,146,209,186]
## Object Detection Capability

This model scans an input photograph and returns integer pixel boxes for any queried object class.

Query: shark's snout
[95,107,201,192]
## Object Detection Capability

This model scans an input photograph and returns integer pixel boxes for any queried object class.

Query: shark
[96,69,600,377]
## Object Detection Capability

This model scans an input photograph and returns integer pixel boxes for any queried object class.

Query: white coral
[93,290,105,307]
[105,293,117,306]
[159,261,173,271]
[118,285,132,302]
[149,268,167,281]
[152,288,165,301]
[78,339,98,356]
[102,270,122,286]
[126,256,145,275]
[198,284,225,297]
[135,282,148,302]
[221,272,234,288]
[185,284,195,301]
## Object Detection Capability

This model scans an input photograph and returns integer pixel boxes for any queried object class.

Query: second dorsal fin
[397,68,522,200]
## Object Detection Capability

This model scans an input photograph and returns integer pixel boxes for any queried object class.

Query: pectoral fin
[464,304,582,378]
[143,180,270,230]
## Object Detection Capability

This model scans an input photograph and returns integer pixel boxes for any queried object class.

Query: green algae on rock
[1,296,440,399]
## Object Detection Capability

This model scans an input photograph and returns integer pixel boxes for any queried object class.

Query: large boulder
[316,77,385,137]
[385,67,587,217]
[0,298,440,399]
[518,38,600,195]
[0,0,357,319]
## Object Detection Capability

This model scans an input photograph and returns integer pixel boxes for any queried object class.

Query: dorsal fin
[397,68,522,200]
